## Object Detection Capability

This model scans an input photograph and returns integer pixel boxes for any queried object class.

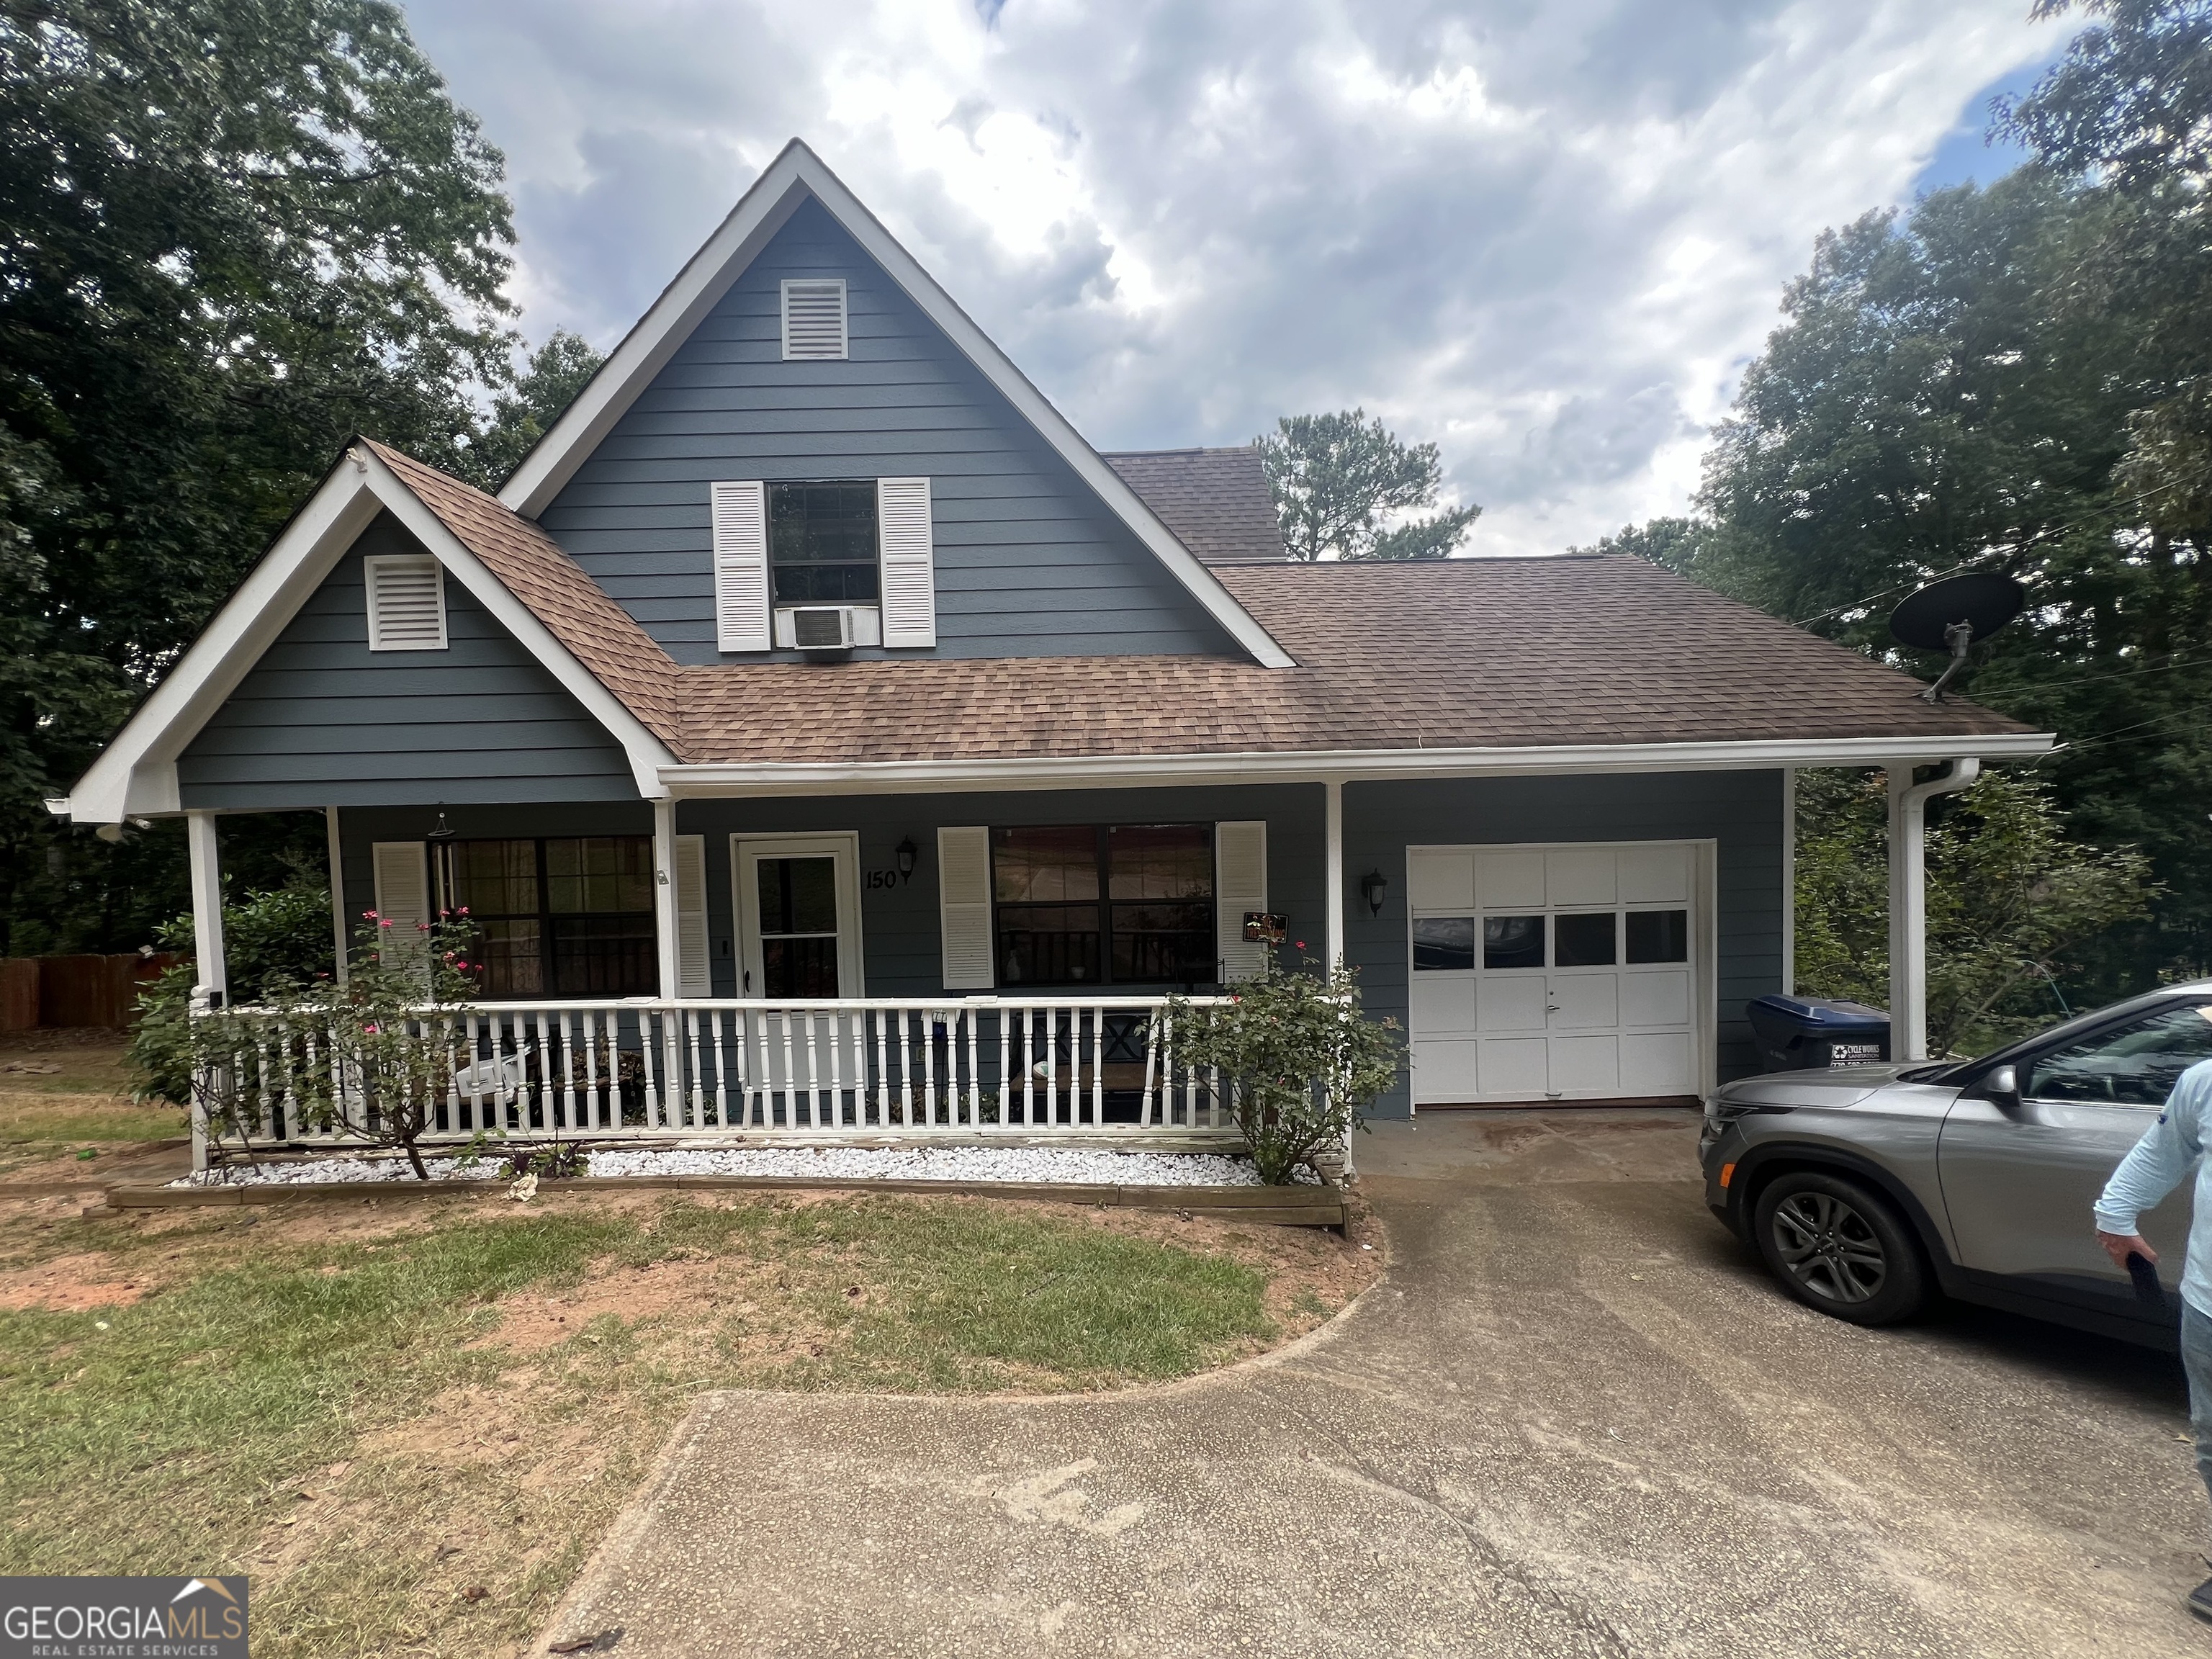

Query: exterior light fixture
[895,836,918,878]
[1361,869,1388,916]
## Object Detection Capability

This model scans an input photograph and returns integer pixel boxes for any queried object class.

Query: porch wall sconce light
[1361,869,1388,917]
[895,836,919,879]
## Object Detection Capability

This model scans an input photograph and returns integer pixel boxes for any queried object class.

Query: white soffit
[495,139,1295,670]
[58,449,676,822]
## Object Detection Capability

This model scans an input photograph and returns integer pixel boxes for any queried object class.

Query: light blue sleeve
[2095,1061,2212,1234]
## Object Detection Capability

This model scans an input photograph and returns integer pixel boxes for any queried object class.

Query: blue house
[55,142,2049,1148]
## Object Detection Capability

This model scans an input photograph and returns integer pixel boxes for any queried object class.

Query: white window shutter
[1215,821,1269,984]
[371,841,431,968]
[711,480,771,652]
[674,835,711,997]
[364,555,446,651]
[938,826,994,991]
[877,477,937,648]
[781,279,848,360]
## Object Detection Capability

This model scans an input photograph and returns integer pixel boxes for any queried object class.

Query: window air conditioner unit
[789,605,858,650]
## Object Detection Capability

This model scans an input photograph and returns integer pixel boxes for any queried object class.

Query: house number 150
[864,868,910,890]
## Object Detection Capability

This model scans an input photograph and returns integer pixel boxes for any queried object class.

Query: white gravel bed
[179,1143,1293,1189]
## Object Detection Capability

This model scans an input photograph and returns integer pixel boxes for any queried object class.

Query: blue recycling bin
[1745,995,1891,1072]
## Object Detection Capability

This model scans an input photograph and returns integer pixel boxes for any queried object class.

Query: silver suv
[1701,983,2212,1344]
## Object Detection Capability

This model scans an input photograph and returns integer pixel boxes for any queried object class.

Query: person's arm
[2095,1071,2208,1269]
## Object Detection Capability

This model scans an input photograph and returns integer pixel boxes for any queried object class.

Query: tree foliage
[1256,409,1480,560]
[0,2,601,959]
[1599,1,2212,1001]
[1793,768,2157,1056]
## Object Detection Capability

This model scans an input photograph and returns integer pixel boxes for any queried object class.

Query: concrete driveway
[544,1110,2211,1658]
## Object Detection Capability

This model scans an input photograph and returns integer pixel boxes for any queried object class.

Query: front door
[733,835,863,999]
[1939,999,2212,1321]
[1408,842,1706,1106]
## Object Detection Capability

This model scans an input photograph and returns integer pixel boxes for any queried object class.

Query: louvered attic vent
[365,554,447,651]
[781,279,848,361]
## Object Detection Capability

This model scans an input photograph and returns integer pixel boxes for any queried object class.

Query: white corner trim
[356,451,676,799]
[58,449,678,824]
[657,731,2058,799]
[493,139,1295,671]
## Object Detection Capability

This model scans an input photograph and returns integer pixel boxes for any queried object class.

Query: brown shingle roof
[667,557,2033,764]
[365,444,2035,768]
[1105,446,1287,564]
[364,440,685,751]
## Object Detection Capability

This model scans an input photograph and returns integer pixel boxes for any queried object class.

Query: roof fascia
[657,732,2057,799]
[57,451,678,823]
[358,451,675,799]
[497,139,1296,670]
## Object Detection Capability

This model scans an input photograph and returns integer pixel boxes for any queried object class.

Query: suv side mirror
[1983,1064,2021,1110]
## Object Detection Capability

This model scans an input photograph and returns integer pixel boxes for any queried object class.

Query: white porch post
[1323,778,1345,972]
[1886,759,1979,1061]
[652,799,680,999]
[325,806,349,985]
[186,810,226,1008]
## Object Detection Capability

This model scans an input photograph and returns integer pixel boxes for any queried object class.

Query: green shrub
[1168,961,1403,1185]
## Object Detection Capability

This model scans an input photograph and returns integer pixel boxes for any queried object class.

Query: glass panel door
[755,855,840,997]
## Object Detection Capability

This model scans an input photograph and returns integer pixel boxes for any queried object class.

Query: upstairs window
[770,482,880,605]
[365,554,446,651]
[781,278,848,360]
[439,836,655,998]
[992,824,1214,988]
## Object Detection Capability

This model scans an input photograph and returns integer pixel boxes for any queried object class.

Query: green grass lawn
[0,1033,185,1175]
[0,1190,1352,1658]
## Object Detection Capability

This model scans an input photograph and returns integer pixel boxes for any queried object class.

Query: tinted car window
[2024,1002,2212,1108]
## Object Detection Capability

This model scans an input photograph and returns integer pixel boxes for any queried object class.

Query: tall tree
[1604,4,2212,1000]
[469,328,604,488]
[0,0,521,954]
[1256,409,1480,560]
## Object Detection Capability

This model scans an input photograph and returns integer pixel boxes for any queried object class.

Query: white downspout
[1887,757,1981,1061]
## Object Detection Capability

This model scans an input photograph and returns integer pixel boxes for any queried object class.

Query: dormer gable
[502,141,1292,670]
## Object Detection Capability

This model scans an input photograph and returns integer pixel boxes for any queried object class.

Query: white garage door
[1408,842,1704,1106]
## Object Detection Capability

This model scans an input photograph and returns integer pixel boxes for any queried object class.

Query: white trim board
[493,139,1295,672]
[54,446,678,823]
[658,731,2057,799]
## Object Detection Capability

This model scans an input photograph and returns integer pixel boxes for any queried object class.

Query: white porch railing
[204,996,1237,1155]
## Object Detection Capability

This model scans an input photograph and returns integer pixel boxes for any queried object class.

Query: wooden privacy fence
[0,953,184,1032]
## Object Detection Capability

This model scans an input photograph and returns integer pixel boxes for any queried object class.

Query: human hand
[2097,1230,2157,1272]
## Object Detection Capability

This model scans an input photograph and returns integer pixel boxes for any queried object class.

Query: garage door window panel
[1553,912,1617,968]
[1627,909,1689,964]
[1413,917,1476,971]
[1484,915,1545,970]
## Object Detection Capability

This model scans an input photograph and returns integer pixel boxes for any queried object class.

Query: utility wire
[1974,650,2209,695]
[1788,471,2205,629]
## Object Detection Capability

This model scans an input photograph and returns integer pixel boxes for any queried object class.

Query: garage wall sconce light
[1361,869,1388,916]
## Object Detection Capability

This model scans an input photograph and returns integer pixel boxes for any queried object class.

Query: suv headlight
[1704,1092,1791,1130]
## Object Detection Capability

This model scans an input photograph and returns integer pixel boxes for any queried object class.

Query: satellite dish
[1888,572,2026,702]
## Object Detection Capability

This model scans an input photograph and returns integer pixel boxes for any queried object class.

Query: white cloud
[402,0,2060,554]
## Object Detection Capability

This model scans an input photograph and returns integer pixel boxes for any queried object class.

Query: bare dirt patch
[0,1250,150,1310]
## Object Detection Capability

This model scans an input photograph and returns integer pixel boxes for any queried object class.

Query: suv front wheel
[1751,1171,1928,1326]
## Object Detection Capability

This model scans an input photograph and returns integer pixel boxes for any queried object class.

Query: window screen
[769,482,878,605]
[441,837,656,998]
[992,824,1213,988]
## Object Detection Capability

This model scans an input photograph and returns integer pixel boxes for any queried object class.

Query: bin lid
[1747,994,1890,1032]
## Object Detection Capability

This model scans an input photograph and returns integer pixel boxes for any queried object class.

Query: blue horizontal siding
[537,197,1236,666]
[176,514,642,811]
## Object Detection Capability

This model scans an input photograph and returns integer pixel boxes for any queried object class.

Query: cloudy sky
[405,0,2068,557]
